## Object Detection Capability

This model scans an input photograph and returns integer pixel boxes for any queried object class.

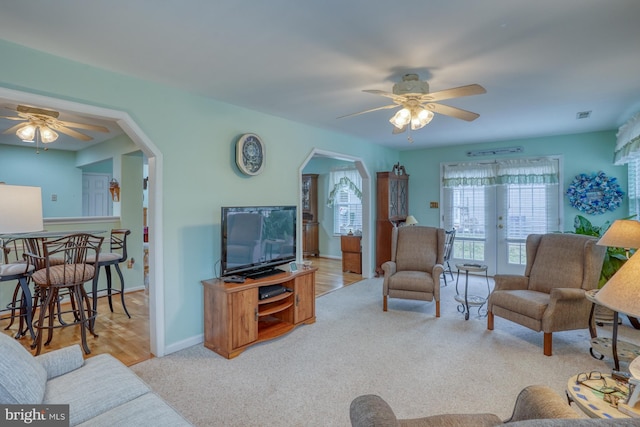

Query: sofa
[350,385,640,426]
[0,332,191,426]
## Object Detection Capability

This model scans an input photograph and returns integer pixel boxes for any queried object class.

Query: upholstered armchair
[382,225,445,317]
[487,233,606,356]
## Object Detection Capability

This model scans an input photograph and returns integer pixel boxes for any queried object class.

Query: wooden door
[294,273,315,324]
[231,288,258,349]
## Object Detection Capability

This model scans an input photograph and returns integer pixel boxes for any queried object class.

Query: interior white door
[82,173,112,216]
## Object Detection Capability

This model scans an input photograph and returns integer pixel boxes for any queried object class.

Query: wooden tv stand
[201,268,316,359]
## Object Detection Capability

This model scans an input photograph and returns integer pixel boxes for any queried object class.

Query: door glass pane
[447,186,486,262]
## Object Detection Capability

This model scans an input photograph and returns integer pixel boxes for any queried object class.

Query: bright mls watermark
[1,405,69,426]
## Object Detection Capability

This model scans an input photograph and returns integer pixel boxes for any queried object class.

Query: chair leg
[435,301,440,318]
[487,311,494,330]
[113,264,131,318]
[544,332,552,356]
[383,295,388,312]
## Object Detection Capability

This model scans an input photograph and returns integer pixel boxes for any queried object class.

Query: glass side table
[454,263,490,320]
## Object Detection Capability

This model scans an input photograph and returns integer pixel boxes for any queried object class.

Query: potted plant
[571,215,632,323]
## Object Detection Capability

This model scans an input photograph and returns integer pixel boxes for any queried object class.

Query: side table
[566,373,633,419]
[586,289,640,371]
[454,263,490,320]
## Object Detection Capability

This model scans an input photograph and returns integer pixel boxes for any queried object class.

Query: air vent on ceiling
[466,146,523,157]
[576,111,592,119]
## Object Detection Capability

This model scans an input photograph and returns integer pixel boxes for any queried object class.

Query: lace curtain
[327,167,362,207]
[614,112,640,165]
[443,158,559,187]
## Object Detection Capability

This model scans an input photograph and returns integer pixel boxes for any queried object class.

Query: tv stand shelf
[201,267,316,359]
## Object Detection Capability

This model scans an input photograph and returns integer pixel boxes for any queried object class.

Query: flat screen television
[221,205,297,278]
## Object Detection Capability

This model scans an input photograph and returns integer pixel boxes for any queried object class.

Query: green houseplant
[572,215,629,288]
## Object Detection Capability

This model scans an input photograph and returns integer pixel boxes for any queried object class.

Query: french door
[441,158,561,276]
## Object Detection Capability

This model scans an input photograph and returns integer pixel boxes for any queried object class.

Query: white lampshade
[404,215,418,226]
[410,108,434,130]
[39,126,59,143]
[389,108,412,129]
[0,184,44,234]
[597,219,640,250]
[595,250,640,317]
[16,124,36,142]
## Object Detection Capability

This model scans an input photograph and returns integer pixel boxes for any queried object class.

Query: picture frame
[289,261,298,272]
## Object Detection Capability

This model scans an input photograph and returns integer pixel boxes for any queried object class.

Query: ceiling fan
[0,105,109,144]
[339,74,486,139]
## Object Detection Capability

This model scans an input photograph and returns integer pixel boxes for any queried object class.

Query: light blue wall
[0,144,82,217]
[0,39,397,351]
[398,130,627,232]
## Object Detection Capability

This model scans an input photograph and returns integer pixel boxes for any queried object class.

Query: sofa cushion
[43,353,150,426]
[0,332,47,404]
[76,392,192,427]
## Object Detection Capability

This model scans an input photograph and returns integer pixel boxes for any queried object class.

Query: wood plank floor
[1,257,361,366]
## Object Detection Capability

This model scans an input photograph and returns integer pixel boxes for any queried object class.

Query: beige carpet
[131,277,639,426]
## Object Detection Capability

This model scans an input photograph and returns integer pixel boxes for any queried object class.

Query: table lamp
[597,219,640,259]
[0,184,44,234]
[594,251,640,372]
[404,215,418,226]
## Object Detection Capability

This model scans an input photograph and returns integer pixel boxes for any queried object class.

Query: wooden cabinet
[302,174,319,257]
[341,235,362,274]
[376,163,409,276]
[202,268,316,359]
[303,222,319,257]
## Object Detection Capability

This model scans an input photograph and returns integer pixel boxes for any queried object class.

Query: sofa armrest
[35,344,84,380]
[505,385,580,422]
[493,275,529,292]
[549,288,585,301]
[350,394,399,427]
[382,261,397,294]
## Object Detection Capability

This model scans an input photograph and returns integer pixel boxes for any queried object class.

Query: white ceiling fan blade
[2,122,28,135]
[57,120,109,133]
[337,104,399,119]
[421,84,486,102]
[427,103,480,121]
[54,125,93,141]
[0,115,27,121]
[363,89,407,102]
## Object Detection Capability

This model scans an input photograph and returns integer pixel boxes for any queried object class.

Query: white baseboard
[164,334,204,355]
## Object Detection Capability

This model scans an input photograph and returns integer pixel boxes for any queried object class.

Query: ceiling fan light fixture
[411,108,434,130]
[16,124,36,142]
[39,126,58,143]
[389,108,412,129]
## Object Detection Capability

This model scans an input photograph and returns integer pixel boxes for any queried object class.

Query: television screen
[221,205,297,278]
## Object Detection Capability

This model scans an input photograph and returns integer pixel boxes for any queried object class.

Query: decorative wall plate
[236,133,265,176]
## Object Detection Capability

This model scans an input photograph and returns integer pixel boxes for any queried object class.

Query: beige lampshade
[404,215,418,226]
[0,184,44,234]
[595,250,640,317]
[597,219,640,249]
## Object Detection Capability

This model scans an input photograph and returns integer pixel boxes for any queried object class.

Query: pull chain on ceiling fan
[339,74,486,142]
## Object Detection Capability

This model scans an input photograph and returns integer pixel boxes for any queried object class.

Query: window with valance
[328,167,362,235]
[614,112,640,216]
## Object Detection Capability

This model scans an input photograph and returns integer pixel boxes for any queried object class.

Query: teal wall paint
[0,144,82,217]
[0,39,397,350]
[398,130,627,231]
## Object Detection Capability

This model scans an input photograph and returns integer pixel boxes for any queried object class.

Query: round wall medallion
[236,133,265,176]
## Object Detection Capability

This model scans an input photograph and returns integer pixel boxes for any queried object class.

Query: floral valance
[443,158,559,188]
[614,112,640,165]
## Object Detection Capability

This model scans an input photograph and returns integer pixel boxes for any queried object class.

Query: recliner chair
[487,233,606,356]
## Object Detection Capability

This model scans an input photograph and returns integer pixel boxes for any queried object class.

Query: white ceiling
[1,0,639,151]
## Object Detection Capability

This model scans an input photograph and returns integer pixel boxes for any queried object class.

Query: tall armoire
[375,163,409,276]
[302,174,319,257]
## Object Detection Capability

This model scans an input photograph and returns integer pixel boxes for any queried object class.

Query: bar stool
[26,233,104,355]
[0,239,36,339]
[88,229,132,320]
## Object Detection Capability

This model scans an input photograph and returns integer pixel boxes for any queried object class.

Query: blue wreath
[565,171,624,215]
